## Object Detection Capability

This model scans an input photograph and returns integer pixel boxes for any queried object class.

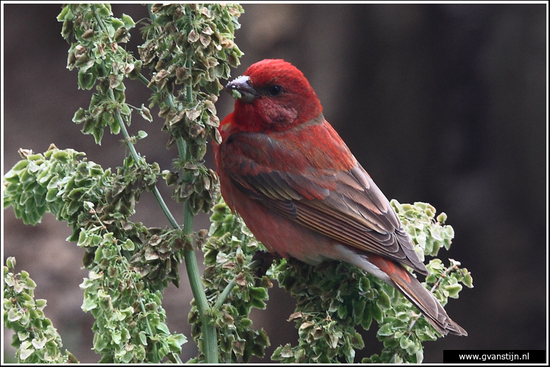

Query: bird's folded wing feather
[220,127,427,274]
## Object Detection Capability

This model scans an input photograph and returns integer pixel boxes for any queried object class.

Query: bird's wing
[220,125,427,274]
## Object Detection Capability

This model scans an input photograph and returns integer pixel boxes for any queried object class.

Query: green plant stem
[184,240,218,362]
[138,73,151,89]
[176,136,218,362]
[214,278,237,312]
[138,299,159,357]
[212,259,262,312]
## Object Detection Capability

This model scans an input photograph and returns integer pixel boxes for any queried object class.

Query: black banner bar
[444,350,546,363]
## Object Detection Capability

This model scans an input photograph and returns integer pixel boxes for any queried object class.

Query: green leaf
[445,283,463,298]
[78,71,96,90]
[112,330,122,344]
[110,18,124,29]
[337,303,347,319]
[462,271,474,288]
[93,332,108,352]
[6,256,16,269]
[378,289,391,309]
[19,341,34,361]
[371,303,383,323]
[121,14,135,28]
[8,308,23,322]
[121,239,135,251]
[138,331,147,346]
[156,322,170,334]
[82,295,98,312]
[377,323,393,337]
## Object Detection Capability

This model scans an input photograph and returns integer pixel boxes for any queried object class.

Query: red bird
[213,59,466,336]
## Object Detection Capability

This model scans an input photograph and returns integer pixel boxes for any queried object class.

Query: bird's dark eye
[268,85,282,96]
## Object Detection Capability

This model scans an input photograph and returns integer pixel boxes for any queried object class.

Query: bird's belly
[222,183,334,264]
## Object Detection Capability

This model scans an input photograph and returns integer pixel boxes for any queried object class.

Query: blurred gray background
[3,3,546,363]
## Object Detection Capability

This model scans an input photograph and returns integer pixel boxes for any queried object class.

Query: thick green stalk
[176,124,218,362]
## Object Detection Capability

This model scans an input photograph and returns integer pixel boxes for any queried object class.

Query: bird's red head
[224,59,323,133]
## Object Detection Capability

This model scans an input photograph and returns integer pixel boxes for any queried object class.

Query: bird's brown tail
[369,255,467,336]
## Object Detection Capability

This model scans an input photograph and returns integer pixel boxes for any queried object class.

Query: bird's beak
[225,75,258,103]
